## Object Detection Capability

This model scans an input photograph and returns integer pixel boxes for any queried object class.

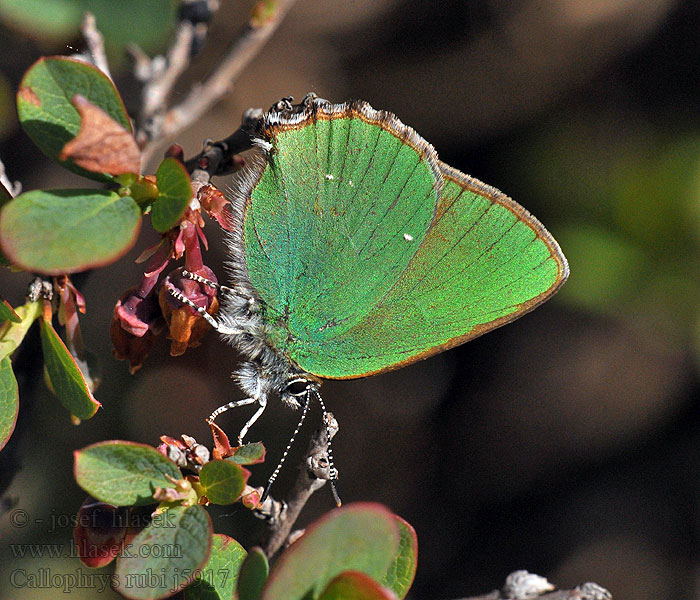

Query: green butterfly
[176,95,568,500]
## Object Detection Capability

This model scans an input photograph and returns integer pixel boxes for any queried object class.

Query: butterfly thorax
[215,283,314,407]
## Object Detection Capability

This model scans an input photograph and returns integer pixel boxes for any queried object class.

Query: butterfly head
[280,375,319,409]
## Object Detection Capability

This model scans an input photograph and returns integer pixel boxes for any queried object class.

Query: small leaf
[17,56,131,181]
[379,517,417,599]
[199,460,249,505]
[319,572,398,600]
[74,441,182,506]
[228,442,266,465]
[40,318,100,419]
[0,189,141,275]
[60,95,141,176]
[151,158,192,232]
[114,504,212,600]
[185,534,247,600]
[261,503,400,600]
[237,547,269,600]
[0,297,20,323]
[0,300,42,361]
[0,356,18,451]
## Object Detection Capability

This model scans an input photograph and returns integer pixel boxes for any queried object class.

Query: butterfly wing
[287,162,569,378]
[240,101,442,351]
[238,100,568,379]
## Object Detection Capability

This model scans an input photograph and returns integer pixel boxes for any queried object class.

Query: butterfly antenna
[314,390,342,507]
[260,391,311,505]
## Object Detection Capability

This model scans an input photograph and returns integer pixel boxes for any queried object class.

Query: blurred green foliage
[0,0,176,64]
[509,111,700,354]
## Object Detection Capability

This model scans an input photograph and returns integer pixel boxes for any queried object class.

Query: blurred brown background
[0,1,699,598]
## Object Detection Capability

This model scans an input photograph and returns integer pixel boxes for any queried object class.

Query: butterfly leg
[237,395,267,443]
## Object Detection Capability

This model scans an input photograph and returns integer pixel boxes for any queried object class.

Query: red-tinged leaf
[0,189,141,275]
[74,499,131,568]
[40,317,100,419]
[60,95,141,176]
[237,547,269,600]
[185,534,247,600]
[319,572,399,600]
[0,300,42,361]
[0,297,20,323]
[114,505,212,600]
[199,460,250,505]
[151,157,192,232]
[261,503,400,600]
[0,356,18,451]
[74,441,182,506]
[17,56,131,182]
[380,517,417,599]
[210,421,234,460]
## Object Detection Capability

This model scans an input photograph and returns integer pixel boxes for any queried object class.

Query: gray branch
[138,0,298,167]
[255,413,339,558]
[459,572,611,600]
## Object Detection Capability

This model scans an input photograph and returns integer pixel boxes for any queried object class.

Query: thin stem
[141,0,297,166]
[81,12,111,80]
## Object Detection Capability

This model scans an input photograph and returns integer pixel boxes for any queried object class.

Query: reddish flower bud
[199,184,233,231]
[159,267,219,356]
[111,288,165,373]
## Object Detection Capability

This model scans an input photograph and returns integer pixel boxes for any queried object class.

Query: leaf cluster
[73,441,417,600]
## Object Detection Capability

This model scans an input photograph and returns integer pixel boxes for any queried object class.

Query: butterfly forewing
[243,103,442,347]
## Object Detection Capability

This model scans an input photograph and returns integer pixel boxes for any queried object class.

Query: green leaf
[379,517,417,599]
[261,503,400,600]
[227,442,266,465]
[0,1,177,67]
[0,298,21,324]
[17,56,131,181]
[0,189,141,275]
[0,356,19,451]
[319,572,398,600]
[115,504,212,600]
[74,441,182,506]
[199,460,249,505]
[39,318,100,419]
[237,547,269,600]
[0,300,42,361]
[185,534,247,600]
[151,157,192,232]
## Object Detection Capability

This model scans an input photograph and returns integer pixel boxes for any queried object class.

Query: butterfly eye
[284,379,310,397]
